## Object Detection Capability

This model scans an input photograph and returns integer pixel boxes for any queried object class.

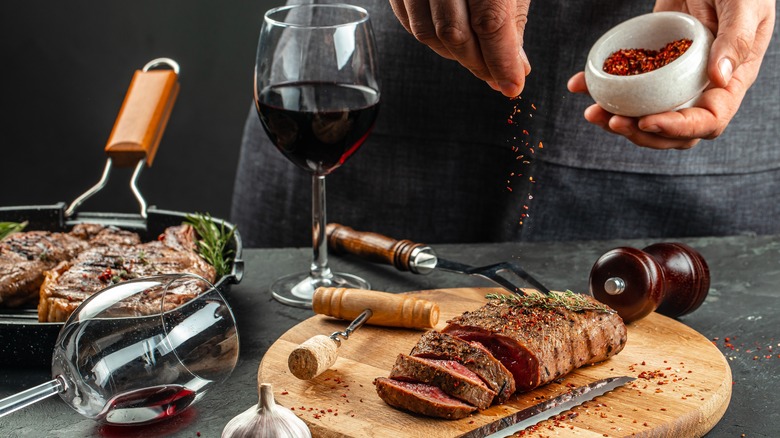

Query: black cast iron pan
[0,59,244,367]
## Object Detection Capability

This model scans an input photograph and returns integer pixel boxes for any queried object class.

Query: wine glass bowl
[0,274,239,425]
[254,4,380,307]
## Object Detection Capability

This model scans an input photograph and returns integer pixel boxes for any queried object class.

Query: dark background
[1,0,283,221]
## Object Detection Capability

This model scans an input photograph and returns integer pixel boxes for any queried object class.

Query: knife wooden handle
[288,334,340,380]
[326,223,428,272]
[313,287,439,329]
[104,67,179,167]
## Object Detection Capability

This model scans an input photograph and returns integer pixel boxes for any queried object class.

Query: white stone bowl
[584,12,714,117]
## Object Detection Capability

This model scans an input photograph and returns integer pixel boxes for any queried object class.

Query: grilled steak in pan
[0,59,243,367]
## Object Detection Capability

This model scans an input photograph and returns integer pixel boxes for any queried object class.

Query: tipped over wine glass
[254,3,381,307]
[0,274,239,425]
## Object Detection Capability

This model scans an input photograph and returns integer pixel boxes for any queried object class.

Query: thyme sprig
[486,290,615,314]
[0,221,27,240]
[184,213,236,278]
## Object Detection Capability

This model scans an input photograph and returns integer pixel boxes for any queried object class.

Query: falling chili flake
[538,141,544,149]
[531,103,537,110]
[522,129,529,135]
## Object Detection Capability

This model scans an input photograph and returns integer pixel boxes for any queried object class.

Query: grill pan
[0,59,244,367]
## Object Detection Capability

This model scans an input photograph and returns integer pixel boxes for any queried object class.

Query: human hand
[568,0,776,149]
[388,0,532,97]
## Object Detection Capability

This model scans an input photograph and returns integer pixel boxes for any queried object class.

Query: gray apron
[232,0,780,247]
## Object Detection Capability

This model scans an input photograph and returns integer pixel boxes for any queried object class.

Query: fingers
[567,71,588,94]
[429,0,490,79]
[707,2,760,88]
[403,0,455,60]
[583,105,702,150]
[389,0,531,97]
[468,0,531,97]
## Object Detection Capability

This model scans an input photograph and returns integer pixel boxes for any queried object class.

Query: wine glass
[0,274,239,425]
[254,3,380,307]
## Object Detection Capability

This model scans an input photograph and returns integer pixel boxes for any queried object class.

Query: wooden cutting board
[258,288,731,437]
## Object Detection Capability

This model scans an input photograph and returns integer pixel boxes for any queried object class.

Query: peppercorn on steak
[374,292,627,419]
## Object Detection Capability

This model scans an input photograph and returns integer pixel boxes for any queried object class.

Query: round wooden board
[258,288,731,437]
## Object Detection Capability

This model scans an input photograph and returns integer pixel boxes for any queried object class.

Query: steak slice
[38,225,216,322]
[389,354,496,409]
[374,377,476,420]
[410,331,515,404]
[0,224,103,307]
[442,293,627,392]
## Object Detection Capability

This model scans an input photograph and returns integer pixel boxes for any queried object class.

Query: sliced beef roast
[411,330,515,404]
[374,377,477,420]
[442,294,627,392]
[389,354,496,409]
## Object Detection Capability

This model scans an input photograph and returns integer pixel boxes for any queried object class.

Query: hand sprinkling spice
[485,290,615,314]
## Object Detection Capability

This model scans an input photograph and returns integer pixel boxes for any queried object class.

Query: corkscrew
[287,287,439,380]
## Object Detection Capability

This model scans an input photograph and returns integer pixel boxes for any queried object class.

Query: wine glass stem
[0,377,64,418]
[311,174,333,280]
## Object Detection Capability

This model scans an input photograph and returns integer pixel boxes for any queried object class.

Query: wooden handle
[288,335,339,380]
[326,223,428,272]
[312,287,439,329]
[104,68,179,167]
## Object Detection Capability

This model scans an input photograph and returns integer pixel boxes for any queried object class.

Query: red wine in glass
[256,81,380,175]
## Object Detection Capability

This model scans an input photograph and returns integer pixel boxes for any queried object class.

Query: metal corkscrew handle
[329,309,373,346]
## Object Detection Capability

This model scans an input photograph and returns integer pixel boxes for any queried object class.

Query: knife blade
[457,376,635,438]
[326,223,553,295]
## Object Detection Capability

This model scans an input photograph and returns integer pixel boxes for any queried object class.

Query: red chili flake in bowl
[603,39,693,75]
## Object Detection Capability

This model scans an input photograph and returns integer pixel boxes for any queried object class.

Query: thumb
[707,3,758,87]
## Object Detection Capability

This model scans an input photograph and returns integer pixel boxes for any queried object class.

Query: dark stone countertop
[1,234,778,437]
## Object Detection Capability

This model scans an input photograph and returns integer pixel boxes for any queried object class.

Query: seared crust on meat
[443,293,627,392]
[0,228,92,307]
[374,377,476,420]
[38,225,216,322]
[411,331,515,404]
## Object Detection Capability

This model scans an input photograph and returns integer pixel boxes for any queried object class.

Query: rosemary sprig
[0,221,27,240]
[486,290,615,314]
[184,213,236,278]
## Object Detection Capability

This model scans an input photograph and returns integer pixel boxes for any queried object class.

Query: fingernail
[498,81,520,98]
[519,47,531,74]
[642,124,661,133]
[718,58,733,84]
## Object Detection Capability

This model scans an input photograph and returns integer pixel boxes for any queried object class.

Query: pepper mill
[589,242,710,323]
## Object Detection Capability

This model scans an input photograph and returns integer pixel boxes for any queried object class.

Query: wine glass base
[271,271,370,308]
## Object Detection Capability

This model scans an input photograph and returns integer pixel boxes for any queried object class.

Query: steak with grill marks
[0,224,129,307]
[38,225,216,322]
[389,354,496,409]
[442,294,627,392]
[410,330,515,404]
[373,377,476,420]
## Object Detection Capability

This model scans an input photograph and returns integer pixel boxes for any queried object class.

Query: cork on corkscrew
[288,287,439,380]
[589,243,710,323]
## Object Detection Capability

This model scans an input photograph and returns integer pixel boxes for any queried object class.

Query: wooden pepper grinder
[589,242,710,323]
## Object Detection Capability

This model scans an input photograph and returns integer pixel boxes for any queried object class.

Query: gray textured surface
[1,235,778,437]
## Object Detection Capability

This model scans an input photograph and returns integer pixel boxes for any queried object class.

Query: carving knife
[326,223,553,295]
[457,376,635,438]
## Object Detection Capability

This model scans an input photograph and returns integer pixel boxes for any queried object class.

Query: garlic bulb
[222,383,312,438]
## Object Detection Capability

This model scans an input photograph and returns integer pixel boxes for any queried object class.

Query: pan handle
[104,58,180,167]
[65,59,180,219]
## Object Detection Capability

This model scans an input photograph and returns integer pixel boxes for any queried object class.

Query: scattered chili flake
[281,391,289,395]
[603,39,692,75]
